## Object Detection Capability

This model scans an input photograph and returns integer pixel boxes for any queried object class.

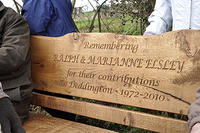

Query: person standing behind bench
[22,0,76,37]
[143,0,200,132]
[22,0,76,121]
[0,1,33,133]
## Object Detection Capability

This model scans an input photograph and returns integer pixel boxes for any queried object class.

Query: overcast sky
[1,0,110,12]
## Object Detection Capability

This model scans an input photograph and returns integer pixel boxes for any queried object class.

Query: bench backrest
[31,30,200,133]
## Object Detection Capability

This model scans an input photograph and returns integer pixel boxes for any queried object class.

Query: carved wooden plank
[24,113,116,133]
[31,93,188,133]
[31,30,200,115]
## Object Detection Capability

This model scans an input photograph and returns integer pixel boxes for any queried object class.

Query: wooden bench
[23,30,200,133]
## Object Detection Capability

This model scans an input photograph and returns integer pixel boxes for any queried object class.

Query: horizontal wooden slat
[32,93,188,133]
[24,113,116,133]
[30,30,200,115]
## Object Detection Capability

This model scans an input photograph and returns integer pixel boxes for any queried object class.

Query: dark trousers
[10,85,33,123]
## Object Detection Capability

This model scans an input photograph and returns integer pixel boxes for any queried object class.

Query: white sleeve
[144,0,172,34]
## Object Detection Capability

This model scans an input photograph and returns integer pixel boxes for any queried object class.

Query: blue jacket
[22,0,76,37]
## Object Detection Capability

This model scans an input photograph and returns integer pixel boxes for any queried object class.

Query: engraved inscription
[83,41,138,53]
[53,54,80,63]
[87,56,185,73]
[53,54,185,73]
[67,69,160,87]
[54,79,169,102]
[51,68,169,102]
[49,36,192,104]
[97,73,160,87]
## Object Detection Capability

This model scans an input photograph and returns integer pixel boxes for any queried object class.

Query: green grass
[74,13,141,35]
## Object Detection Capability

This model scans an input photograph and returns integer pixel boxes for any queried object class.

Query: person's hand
[191,123,200,133]
[143,32,155,36]
[0,98,25,133]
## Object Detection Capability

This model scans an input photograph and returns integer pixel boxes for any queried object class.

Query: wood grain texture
[31,93,188,133]
[23,113,116,133]
[31,30,200,115]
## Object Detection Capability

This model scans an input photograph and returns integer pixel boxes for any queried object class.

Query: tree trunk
[98,11,101,32]
[89,0,108,32]
[71,0,76,13]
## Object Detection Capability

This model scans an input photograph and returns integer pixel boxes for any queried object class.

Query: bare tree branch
[98,11,101,32]
[12,0,21,13]
[89,0,108,32]
[71,0,76,13]
[88,0,96,10]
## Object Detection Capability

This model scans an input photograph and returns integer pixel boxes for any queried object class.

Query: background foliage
[73,0,155,35]
[14,0,155,35]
